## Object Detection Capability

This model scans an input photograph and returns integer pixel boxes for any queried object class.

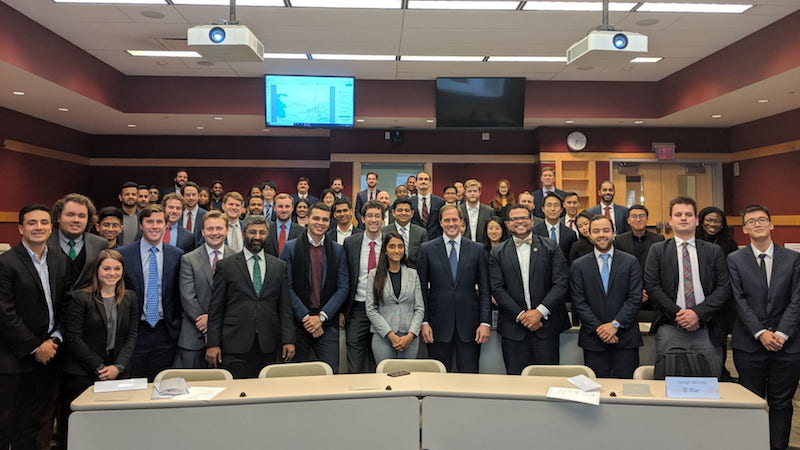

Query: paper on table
[546,387,601,406]
[94,378,148,393]
[171,387,226,401]
[567,375,602,392]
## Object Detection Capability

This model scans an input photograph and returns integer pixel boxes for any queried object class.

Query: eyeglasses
[744,216,770,226]
[507,216,531,222]
[629,214,647,220]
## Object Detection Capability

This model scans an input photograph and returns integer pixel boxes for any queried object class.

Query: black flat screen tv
[265,75,354,127]
[436,77,525,128]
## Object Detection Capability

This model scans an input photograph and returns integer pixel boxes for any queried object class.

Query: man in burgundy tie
[560,192,581,237]
[355,171,383,229]
[411,171,445,240]
[175,210,231,368]
[644,196,730,379]
[181,181,207,247]
[343,200,386,373]
[268,193,303,258]
[586,180,630,234]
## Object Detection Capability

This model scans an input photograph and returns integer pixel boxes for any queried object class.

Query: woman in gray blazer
[365,232,425,363]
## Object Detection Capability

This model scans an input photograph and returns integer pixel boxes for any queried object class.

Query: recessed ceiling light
[523,1,637,12]
[757,99,769,103]
[128,124,137,128]
[196,126,205,130]
[488,56,567,62]
[171,0,283,5]
[425,119,435,123]
[263,53,309,60]
[711,114,723,118]
[630,57,663,63]
[311,54,395,61]
[214,116,223,120]
[291,0,400,8]
[12,91,25,96]
[356,119,366,123]
[408,1,519,10]
[637,2,753,13]
[127,50,201,58]
[634,120,644,124]
[262,128,270,132]
[57,107,69,112]
[401,55,484,62]
[565,120,575,124]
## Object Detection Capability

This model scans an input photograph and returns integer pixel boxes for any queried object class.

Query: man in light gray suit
[175,211,232,368]
[48,193,108,290]
[382,198,428,269]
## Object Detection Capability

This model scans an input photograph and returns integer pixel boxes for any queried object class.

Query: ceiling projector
[187,25,264,62]
[566,30,648,66]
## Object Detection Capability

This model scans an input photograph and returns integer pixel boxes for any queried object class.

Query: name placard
[665,377,719,399]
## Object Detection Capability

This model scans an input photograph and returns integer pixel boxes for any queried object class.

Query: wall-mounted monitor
[436,77,525,128]
[265,75,355,128]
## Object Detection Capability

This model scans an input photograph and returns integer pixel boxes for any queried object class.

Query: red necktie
[603,206,611,217]
[369,191,374,201]
[162,226,171,244]
[421,197,429,225]
[186,211,193,231]
[368,241,377,271]
[568,218,574,230]
[278,224,287,256]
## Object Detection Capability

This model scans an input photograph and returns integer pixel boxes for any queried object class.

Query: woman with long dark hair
[293,198,310,227]
[568,211,595,264]
[365,232,425,363]
[483,215,509,253]
[490,179,515,220]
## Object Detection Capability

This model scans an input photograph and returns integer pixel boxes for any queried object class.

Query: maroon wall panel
[330,129,536,155]
[729,152,799,217]
[730,108,800,152]
[538,127,730,154]
[0,107,91,156]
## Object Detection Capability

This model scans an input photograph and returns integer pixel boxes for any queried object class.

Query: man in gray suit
[48,193,108,290]
[382,198,428,268]
[176,211,232,368]
[728,204,800,450]
[460,179,494,245]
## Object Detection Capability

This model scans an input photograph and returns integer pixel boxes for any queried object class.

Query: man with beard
[181,181,207,247]
[570,215,643,378]
[587,181,629,234]
[355,172,383,228]
[206,215,295,378]
[118,181,140,246]
[161,169,188,197]
[48,193,108,290]
[136,185,151,211]
[330,177,351,204]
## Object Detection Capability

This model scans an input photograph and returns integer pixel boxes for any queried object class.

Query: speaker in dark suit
[728,206,800,450]
[206,216,295,379]
[644,199,730,378]
[0,205,71,450]
[570,215,643,378]
[489,204,570,375]
[417,205,491,373]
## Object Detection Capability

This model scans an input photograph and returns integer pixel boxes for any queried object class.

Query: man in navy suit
[570,215,643,378]
[118,204,184,381]
[532,167,566,219]
[533,192,577,260]
[728,204,800,450]
[180,181,207,246]
[330,177,352,205]
[160,168,188,198]
[291,176,319,205]
[586,180,629,234]
[162,193,196,253]
[644,196,730,378]
[418,204,491,373]
[267,193,304,257]
[355,171,382,228]
[410,171,445,240]
[489,203,570,375]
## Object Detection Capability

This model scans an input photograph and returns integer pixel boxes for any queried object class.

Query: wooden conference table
[70,373,768,450]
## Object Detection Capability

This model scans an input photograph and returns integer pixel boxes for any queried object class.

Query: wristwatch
[611,320,621,329]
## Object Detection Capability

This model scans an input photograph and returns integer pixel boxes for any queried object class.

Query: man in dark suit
[728,204,800,450]
[382,198,428,268]
[410,171,445,240]
[327,198,362,245]
[260,181,278,222]
[206,215,295,378]
[0,204,71,450]
[266,193,304,257]
[586,180,630,234]
[176,211,232,368]
[118,181,141,246]
[343,200,386,373]
[615,204,664,315]
[290,176,319,205]
[354,171,383,228]
[330,177,352,205]
[48,193,108,290]
[644,196,730,378]
[160,168,188,198]
[418,204,491,373]
[162,193,196,253]
[117,204,184,381]
[532,166,567,219]
[533,192,578,261]
[489,203,570,375]
[180,181,207,247]
[560,191,582,236]
[281,203,349,373]
[570,215,643,378]
[95,206,124,250]
[460,179,494,245]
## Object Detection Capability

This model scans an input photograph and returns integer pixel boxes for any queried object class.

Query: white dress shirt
[673,236,705,309]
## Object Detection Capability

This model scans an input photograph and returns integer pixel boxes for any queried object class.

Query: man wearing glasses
[728,205,800,450]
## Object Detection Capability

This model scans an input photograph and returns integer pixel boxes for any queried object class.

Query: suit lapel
[434,239,455,285]
[16,246,46,298]
[234,252,258,297]
[455,240,469,285]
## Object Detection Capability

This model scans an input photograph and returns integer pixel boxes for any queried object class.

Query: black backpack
[653,347,715,379]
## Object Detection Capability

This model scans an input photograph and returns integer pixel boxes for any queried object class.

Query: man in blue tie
[117,204,184,381]
[569,215,643,378]
[533,192,577,259]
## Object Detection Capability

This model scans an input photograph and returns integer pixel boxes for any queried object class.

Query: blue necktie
[448,240,458,280]
[550,225,557,242]
[145,246,160,326]
[600,253,610,293]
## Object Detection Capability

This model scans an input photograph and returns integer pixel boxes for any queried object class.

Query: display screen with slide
[265,75,355,127]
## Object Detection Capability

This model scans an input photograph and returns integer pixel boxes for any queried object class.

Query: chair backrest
[633,365,655,380]
[153,368,233,384]
[375,359,447,374]
[520,364,597,379]
[259,361,333,378]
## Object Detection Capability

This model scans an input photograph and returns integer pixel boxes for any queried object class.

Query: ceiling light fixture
[634,120,644,124]
[171,0,283,5]
[522,2,637,12]
[356,119,366,123]
[128,124,137,128]
[196,126,205,130]
[488,56,567,62]
[637,2,753,13]
[53,0,166,4]
[291,0,401,8]
[401,55,484,62]
[263,53,309,59]
[408,1,519,10]
[128,50,201,58]
[630,57,663,63]
[711,114,723,118]
[565,120,575,124]
[757,99,769,103]
[12,91,25,96]
[214,116,223,120]
[57,107,69,112]
[311,54,396,61]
